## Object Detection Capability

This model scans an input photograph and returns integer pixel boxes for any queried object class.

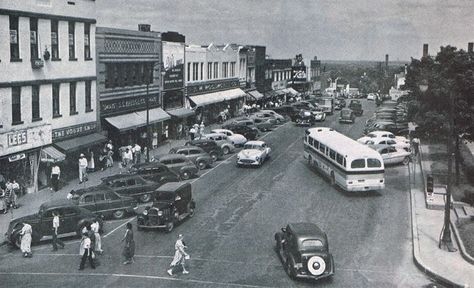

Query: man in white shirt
[79,232,95,270]
[78,154,88,184]
[50,165,60,191]
[91,219,103,254]
[132,144,141,164]
[52,211,65,251]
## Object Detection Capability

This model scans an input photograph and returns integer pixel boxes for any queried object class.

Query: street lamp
[145,62,162,163]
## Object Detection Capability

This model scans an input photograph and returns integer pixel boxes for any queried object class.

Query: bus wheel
[330,172,335,185]
[307,156,312,165]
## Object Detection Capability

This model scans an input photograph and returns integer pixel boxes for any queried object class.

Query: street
[0,100,436,287]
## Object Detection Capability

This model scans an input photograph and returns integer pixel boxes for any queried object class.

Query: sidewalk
[410,145,474,287]
[0,120,230,241]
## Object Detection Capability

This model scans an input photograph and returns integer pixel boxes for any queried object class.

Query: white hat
[178,234,183,239]
[80,153,85,157]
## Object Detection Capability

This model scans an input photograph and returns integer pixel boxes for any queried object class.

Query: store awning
[247,90,264,100]
[267,90,279,98]
[282,88,290,94]
[41,146,66,163]
[54,133,107,153]
[275,89,286,96]
[166,108,195,118]
[287,87,300,95]
[105,108,171,132]
[188,88,246,107]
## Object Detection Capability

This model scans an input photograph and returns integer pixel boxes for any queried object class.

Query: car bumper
[237,159,260,166]
[339,118,354,123]
[295,255,335,280]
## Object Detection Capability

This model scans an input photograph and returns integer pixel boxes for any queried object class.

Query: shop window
[69,82,77,114]
[52,83,61,117]
[30,18,39,59]
[84,23,91,60]
[32,85,40,120]
[85,80,92,112]
[12,87,22,124]
[10,16,20,61]
[51,20,59,60]
[68,21,76,60]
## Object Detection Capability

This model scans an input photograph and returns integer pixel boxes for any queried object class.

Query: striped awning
[54,133,107,153]
[247,90,264,100]
[41,146,66,163]
[188,88,246,107]
[105,108,171,131]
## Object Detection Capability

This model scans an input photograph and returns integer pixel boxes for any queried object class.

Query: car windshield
[341,110,351,115]
[155,191,174,202]
[244,144,263,150]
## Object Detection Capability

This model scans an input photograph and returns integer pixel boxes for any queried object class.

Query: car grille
[240,159,255,163]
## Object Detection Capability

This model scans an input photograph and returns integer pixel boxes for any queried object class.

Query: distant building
[309,56,322,92]
[290,54,310,93]
[264,58,293,101]
[345,84,359,97]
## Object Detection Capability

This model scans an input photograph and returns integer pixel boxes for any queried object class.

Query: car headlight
[143,210,148,216]
[158,211,163,216]
[255,156,260,161]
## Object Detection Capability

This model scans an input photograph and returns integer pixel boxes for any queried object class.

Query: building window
[84,23,91,60]
[52,83,61,117]
[69,82,77,114]
[105,63,154,88]
[222,62,228,78]
[51,20,59,60]
[85,80,92,112]
[12,87,22,124]
[30,18,39,60]
[9,16,20,60]
[68,21,75,60]
[32,85,40,120]
[187,62,191,82]
[207,62,212,80]
[193,63,199,81]
[200,62,204,80]
[230,62,236,77]
[214,62,218,79]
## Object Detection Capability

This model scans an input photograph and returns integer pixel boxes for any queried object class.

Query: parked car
[251,112,279,125]
[201,133,235,155]
[366,138,411,151]
[338,108,355,124]
[169,146,213,170]
[274,223,334,280]
[6,199,103,248]
[271,105,300,120]
[367,93,376,100]
[137,182,195,232]
[129,161,181,182]
[311,107,326,122]
[211,128,247,146]
[357,131,409,145]
[348,100,363,116]
[260,109,286,123]
[101,174,166,203]
[185,139,223,161]
[67,188,138,219]
[153,154,199,180]
[293,110,316,126]
[236,140,271,167]
[374,145,412,165]
[221,124,259,140]
[229,118,257,129]
[250,117,274,131]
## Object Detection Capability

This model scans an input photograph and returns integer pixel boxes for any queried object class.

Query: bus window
[329,149,336,160]
[309,138,313,146]
[367,158,382,168]
[319,144,326,153]
[351,159,365,168]
[314,140,319,149]
[336,153,344,165]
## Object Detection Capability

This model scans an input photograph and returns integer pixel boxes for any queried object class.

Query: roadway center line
[103,217,136,238]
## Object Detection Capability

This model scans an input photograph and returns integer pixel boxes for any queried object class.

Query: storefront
[166,108,195,139]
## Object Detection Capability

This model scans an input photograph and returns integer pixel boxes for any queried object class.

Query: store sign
[187,79,240,96]
[100,95,160,116]
[52,122,97,141]
[9,153,25,162]
[163,42,184,90]
[0,124,52,157]
[7,130,28,147]
[292,66,307,82]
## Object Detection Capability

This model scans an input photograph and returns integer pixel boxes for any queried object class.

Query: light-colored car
[168,146,213,170]
[251,112,279,125]
[375,145,411,165]
[357,131,409,145]
[211,129,247,147]
[251,117,275,131]
[236,140,271,167]
[311,107,326,121]
[367,93,376,101]
[366,138,410,151]
[260,110,286,123]
[202,133,235,155]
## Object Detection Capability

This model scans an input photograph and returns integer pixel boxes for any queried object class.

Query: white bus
[303,127,385,192]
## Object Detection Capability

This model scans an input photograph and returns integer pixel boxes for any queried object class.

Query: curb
[451,217,474,265]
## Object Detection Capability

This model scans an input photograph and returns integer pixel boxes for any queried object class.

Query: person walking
[199,122,205,139]
[167,234,190,276]
[87,150,95,172]
[11,179,19,208]
[98,149,107,171]
[412,137,420,157]
[78,154,88,184]
[3,180,13,213]
[51,211,65,251]
[50,164,60,192]
[121,223,135,264]
[132,143,141,164]
[20,223,32,258]
[79,232,95,270]
[91,218,103,255]
[189,126,196,141]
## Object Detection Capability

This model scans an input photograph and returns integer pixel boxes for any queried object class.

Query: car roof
[341,108,352,112]
[155,182,191,193]
[70,185,108,196]
[131,162,168,169]
[156,153,188,161]
[40,199,78,210]
[244,140,265,146]
[288,222,326,239]
[205,132,227,137]
[102,173,143,182]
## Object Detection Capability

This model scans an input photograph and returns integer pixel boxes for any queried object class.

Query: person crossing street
[167,234,190,276]
[51,211,65,251]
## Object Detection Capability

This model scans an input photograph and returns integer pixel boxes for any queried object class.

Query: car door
[93,192,108,214]
[109,179,128,196]
[188,148,201,163]
[379,148,391,164]
[174,187,186,215]
[387,146,401,163]
[79,194,96,212]
[40,208,55,236]
[60,207,81,234]
[105,191,122,210]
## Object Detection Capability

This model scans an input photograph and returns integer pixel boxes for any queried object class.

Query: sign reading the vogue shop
[163,41,184,90]
[52,122,97,141]
[100,95,160,116]
[187,79,240,96]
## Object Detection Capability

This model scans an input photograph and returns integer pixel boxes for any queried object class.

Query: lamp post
[145,70,151,163]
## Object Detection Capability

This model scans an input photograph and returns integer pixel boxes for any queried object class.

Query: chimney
[138,24,151,32]
[468,42,473,53]
[423,44,429,57]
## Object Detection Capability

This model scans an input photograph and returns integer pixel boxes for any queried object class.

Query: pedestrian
[125,147,133,167]
[91,218,103,255]
[106,140,113,152]
[51,210,65,251]
[3,180,13,213]
[167,234,190,276]
[50,164,60,191]
[11,179,19,208]
[199,121,205,139]
[20,223,33,258]
[78,154,88,184]
[189,126,196,141]
[132,143,141,164]
[79,232,95,270]
[0,173,5,189]
[121,223,135,264]
[87,150,95,172]
[412,137,420,156]
[0,187,5,213]
[99,149,107,171]
[106,149,114,168]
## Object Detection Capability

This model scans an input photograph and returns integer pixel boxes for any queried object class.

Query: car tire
[187,203,195,218]
[139,193,152,203]
[197,161,207,170]
[165,221,174,233]
[112,209,125,219]
[286,258,297,279]
[210,152,218,162]
[13,232,22,248]
[222,146,230,155]
[403,156,410,165]
[181,171,191,180]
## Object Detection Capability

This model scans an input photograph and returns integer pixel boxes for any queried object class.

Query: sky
[96,0,474,62]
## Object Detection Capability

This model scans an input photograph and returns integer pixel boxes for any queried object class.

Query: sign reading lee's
[7,130,27,147]
[52,122,97,141]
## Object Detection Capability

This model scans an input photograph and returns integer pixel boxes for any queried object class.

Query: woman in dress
[20,223,32,257]
[121,223,135,264]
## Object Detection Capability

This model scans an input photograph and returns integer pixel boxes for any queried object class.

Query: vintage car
[260,110,286,123]
[211,128,247,146]
[250,112,279,126]
[365,138,410,151]
[101,174,166,203]
[348,99,363,116]
[274,223,334,280]
[129,162,181,183]
[236,140,271,167]
[271,105,300,120]
[250,117,275,131]
[5,199,103,248]
[67,187,138,219]
[311,107,326,122]
[221,124,259,141]
[338,108,355,124]
[185,139,223,161]
[169,146,213,170]
[292,110,316,126]
[137,182,195,232]
[153,154,199,180]
[357,130,409,145]
[374,145,412,165]
[202,133,236,155]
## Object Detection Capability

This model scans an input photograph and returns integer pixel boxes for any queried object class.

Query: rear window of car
[301,239,324,248]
